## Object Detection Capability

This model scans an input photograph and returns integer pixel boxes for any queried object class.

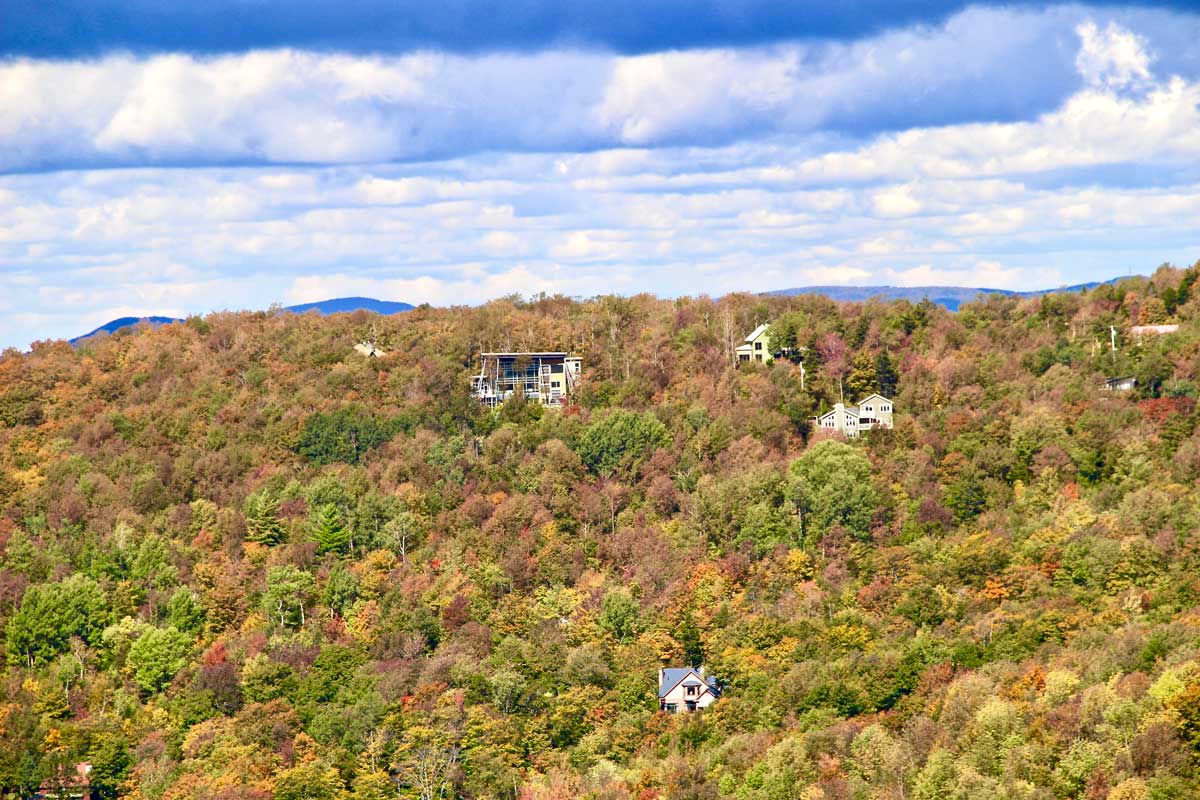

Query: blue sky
[2,2,1200,348]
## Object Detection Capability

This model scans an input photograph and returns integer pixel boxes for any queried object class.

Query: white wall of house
[660,681,717,712]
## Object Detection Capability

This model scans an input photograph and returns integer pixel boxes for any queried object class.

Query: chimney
[658,667,665,689]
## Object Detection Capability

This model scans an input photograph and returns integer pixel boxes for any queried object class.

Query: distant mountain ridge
[282,297,415,316]
[767,279,1125,310]
[69,297,415,345]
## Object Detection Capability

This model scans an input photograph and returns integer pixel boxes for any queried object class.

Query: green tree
[295,406,402,465]
[576,410,670,477]
[274,761,344,800]
[6,574,109,666]
[787,440,880,541]
[244,490,286,546]
[87,734,131,800]
[311,503,351,554]
[263,566,317,629]
[127,626,191,694]
[914,750,959,800]
[874,350,899,397]
[166,587,205,633]
[599,587,641,642]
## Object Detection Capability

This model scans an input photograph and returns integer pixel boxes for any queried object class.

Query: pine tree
[312,503,350,554]
[244,491,285,546]
[874,350,899,397]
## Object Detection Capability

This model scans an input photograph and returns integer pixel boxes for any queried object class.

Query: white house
[735,324,773,364]
[1131,324,1179,338]
[814,393,895,438]
[354,341,387,358]
[1103,376,1136,391]
[658,667,720,713]
[471,352,582,408]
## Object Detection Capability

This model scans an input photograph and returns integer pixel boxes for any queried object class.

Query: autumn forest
[3,266,1200,800]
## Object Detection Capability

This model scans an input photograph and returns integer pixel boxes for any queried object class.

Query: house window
[665,703,678,713]
[755,342,762,350]
[686,685,696,696]
[739,354,750,362]
[756,354,764,362]
[686,700,697,711]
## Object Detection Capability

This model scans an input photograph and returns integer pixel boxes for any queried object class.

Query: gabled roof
[818,406,859,422]
[659,668,721,699]
[744,323,770,343]
[856,393,892,406]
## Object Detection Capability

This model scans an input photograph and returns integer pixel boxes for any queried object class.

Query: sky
[2,2,1200,349]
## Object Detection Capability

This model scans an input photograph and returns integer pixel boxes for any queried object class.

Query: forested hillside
[3,266,1200,800]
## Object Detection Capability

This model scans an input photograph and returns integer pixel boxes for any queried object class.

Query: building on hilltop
[735,323,773,363]
[471,352,581,408]
[354,340,386,358]
[813,393,894,438]
[1103,376,1137,391]
[658,666,720,713]
[1131,324,1179,338]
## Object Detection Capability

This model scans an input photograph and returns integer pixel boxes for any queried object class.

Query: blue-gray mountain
[767,280,1125,311]
[69,297,415,345]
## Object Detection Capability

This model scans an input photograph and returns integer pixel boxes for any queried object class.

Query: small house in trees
[1131,324,1179,338]
[735,323,773,363]
[1103,376,1137,391]
[658,666,720,712]
[354,340,387,358]
[33,762,91,799]
[814,393,894,438]
[471,352,582,408]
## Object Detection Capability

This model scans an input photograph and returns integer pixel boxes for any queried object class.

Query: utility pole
[1110,325,1117,353]
[799,361,806,392]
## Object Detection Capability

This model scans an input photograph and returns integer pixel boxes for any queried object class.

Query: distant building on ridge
[471,352,581,408]
[1103,376,1137,392]
[354,340,386,358]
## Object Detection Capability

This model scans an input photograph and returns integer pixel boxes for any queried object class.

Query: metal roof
[480,352,570,358]
[658,668,720,699]
[743,323,770,342]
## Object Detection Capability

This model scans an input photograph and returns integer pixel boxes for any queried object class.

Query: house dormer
[658,666,721,713]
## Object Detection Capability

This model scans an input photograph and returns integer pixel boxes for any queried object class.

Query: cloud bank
[1,5,1199,349]
[4,6,1200,174]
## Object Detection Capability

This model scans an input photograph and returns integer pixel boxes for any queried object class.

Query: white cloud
[2,6,1196,173]
[883,262,1038,290]
[1076,20,1153,89]
[872,185,923,218]
[2,8,1200,349]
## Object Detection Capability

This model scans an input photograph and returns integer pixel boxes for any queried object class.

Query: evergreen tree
[244,490,286,546]
[875,350,899,397]
[311,503,350,554]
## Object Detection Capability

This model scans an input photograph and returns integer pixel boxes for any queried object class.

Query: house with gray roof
[813,393,894,438]
[658,666,720,713]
